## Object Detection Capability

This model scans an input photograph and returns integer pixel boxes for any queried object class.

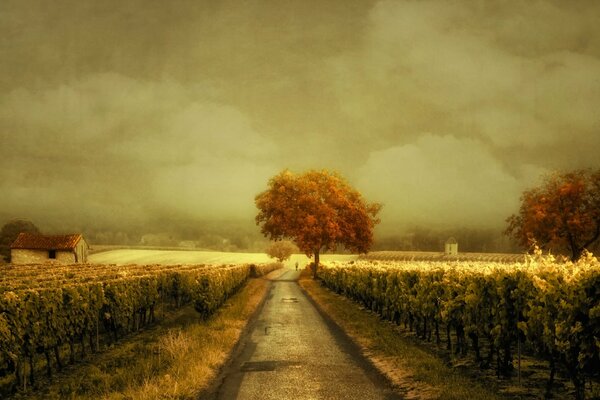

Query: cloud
[324,0,600,161]
[0,73,278,225]
[0,0,599,234]
[356,134,547,228]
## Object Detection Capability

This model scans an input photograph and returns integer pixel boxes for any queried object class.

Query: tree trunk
[572,372,585,400]
[313,251,320,279]
[469,332,481,362]
[571,246,582,262]
[28,354,34,385]
[45,351,52,377]
[15,358,23,390]
[484,338,494,370]
[69,338,75,364]
[54,345,62,370]
[502,339,513,376]
[567,229,582,261]
[80,334,86,358]
[89,332,95,354]
[546,352,556,398]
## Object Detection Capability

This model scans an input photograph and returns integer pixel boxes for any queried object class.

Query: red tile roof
[11,233,84,250]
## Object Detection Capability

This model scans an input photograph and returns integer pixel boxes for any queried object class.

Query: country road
[207,268,401,400]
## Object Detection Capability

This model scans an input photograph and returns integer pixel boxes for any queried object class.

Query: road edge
[200,274,275,399]
[296,277,405,399]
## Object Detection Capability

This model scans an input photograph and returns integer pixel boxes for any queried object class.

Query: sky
[1,0,599,236]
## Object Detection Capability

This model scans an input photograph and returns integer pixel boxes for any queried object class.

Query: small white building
[445,237,458,255]
[10,233,89,264]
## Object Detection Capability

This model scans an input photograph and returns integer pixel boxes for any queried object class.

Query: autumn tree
[266,240,297,263]
[255,169,381,278]
[505,169,600,261]
[0,219,40,262]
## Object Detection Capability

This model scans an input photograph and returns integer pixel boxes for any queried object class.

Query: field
[318,253,600,399]
[89,248,274,265]
[361,250,526,263]
[0,260,280,397]
[89,248,358,266]
[3,248,599,399]
[88,248,529,267]
[0,247,358,398]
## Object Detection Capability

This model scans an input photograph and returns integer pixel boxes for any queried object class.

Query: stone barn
[445,237,458,255]
[10,233,89,264]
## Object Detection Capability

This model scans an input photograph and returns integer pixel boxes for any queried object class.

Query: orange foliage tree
[266,240,297,263]
[505,169,600,260]
[255,169,381,277]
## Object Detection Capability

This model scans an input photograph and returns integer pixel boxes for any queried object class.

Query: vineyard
[360,250,526,263]
[319,251,600,399]
[0,261,280,394]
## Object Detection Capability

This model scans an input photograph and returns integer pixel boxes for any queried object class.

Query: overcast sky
[1,0,599,234]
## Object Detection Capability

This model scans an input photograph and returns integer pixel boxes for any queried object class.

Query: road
[208,268,401,400]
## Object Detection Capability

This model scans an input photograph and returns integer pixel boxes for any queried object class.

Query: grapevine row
[0,262,280,392]
[361,251,526,263]
[319,254,600,400]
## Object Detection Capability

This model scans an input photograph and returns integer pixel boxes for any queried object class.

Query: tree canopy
[0,219,40,262]
[505,169,600,261]
[266,240,297,263]
[255,169,381,277]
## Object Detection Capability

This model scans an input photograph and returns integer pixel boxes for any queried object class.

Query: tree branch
[582,220,600,250]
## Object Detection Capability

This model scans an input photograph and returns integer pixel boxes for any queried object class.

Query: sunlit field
[361,250,526,263]
[89,249,358,267]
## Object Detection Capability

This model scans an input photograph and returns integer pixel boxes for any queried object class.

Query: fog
[1,0,599,250]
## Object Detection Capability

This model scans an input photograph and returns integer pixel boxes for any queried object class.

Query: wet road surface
[209,268,401,400]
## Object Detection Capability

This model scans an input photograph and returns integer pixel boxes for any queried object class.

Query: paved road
[209,268,401,400]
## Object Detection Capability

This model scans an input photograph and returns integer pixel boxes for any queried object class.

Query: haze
[1,1,599,248]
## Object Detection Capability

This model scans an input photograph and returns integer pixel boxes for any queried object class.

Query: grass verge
[12,275,272,400]
[298,270,506,400]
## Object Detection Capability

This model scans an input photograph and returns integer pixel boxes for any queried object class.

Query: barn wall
[11,249,50,264]
[11,249,76,264]
[56,251,76,263]
[74,240,88,263]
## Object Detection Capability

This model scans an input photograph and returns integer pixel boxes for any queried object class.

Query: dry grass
[299,271,506,400]
[14,276,270,400]
[109,277,268,400]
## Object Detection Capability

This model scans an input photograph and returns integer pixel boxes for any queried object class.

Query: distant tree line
[0,218,272,256]
[372,226,519,253]
[85,227,269,252]
[0,221,519,257]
